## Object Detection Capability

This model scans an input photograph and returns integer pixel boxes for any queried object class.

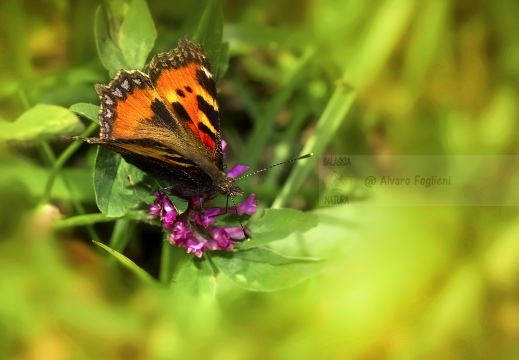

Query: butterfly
[86,39,242,200]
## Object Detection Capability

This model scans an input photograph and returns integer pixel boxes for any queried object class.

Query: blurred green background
[2,0,519,358]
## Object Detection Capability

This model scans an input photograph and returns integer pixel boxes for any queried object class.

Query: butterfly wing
[90,138,216,198]
[87,61,220,197]
[147,39,223,170]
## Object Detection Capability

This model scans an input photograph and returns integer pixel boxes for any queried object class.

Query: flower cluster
[149,162,258,258]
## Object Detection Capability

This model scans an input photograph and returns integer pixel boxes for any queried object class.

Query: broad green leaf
[95,0,156,76]
[194,0,223,76]
[94,147,147,217]
[94,6,128,76]
[118,0,157,70]
[240,208,319,249]
[93,240,156,285]
[69,103,100,123]
[210,247,322,291]
[172,257,216,297]
[0,104,84,141]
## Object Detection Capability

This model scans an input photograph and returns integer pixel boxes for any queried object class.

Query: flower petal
[170,220,191,245]
[221,140,227,159]
[236,194,259,216]
[225,226,248,240]
[196,208,219,227]
[227,164,249,179]
[149,191,164,217]
[207,227,235,251]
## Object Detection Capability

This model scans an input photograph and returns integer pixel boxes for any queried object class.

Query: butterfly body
[86,39,242,199]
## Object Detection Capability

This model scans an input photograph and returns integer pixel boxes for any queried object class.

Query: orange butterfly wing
[96,70,157,139]
[148,39,222,168]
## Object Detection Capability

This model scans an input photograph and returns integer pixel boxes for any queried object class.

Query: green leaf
[210,247,322,291]
[194,0,223,76]
[94,0,156,76]
[70,103,100,123]
[0,104,84,141]
[94,6,128,76]
[216,41,230,81]
[93,240,156,285]
[94,147,147,217]
[118,0,157,70]
[172,257,216,297]
[240,208,319,249]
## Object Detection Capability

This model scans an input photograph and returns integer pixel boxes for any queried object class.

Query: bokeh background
[1,0,519,358]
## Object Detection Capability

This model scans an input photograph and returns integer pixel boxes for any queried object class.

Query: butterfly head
[216,175,243,197]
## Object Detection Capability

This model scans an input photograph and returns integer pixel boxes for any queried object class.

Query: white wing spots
[104,94,114,105]
[102,121,111,137]
[133,77,142,86]
[121,79,130,90]
[105,108,113,119]
[202,66,213,79]
[112,88,124,98]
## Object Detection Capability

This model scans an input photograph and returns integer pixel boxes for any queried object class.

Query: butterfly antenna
[229,153,312,240]
[230,195,250,240]
[236,153,313,180]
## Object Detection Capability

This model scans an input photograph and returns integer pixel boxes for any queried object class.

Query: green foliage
[69,103,99,123]
[94,147,147,217]
[172,256,217,297]
[210,247,322,291]
[194,0,224,76]
[94,240,156,285]
[95,0,157,75]
[241,208,318,249]
[0,104,84,141]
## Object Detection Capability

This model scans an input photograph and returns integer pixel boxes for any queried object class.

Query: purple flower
[148,140,257,258]
[185,236,205,258]
[221,140,227,159]
[206,227,234,251]
[195,207,219,227]
[224,226,249,240]
[150,190,257,258]
[236,194,258,216]
[227,164,249,179]
[149,191,178,228]
[170,220,191,243]
[216,194,258,216]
